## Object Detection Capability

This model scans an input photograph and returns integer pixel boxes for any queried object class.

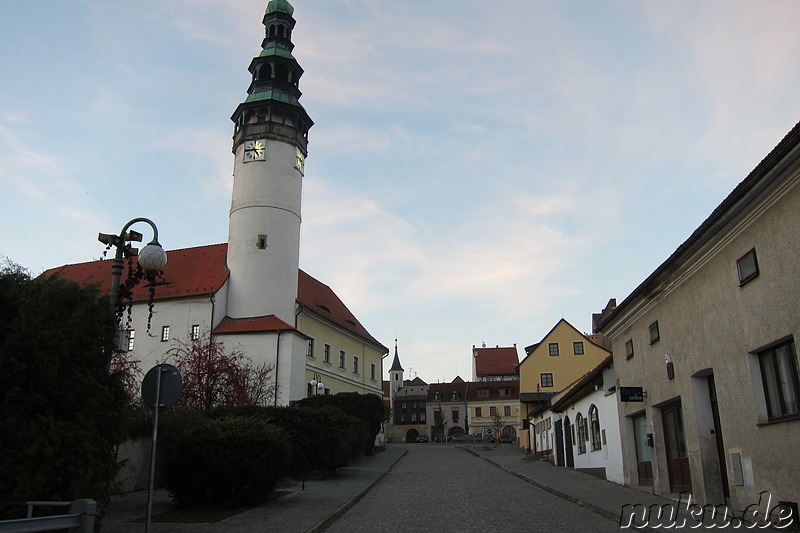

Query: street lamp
[99,217,167,371]
[309,372,324,398]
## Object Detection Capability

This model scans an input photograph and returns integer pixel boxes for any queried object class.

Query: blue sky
[3,1,800,384]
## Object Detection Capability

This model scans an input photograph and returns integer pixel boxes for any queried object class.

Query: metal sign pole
[145,365,163,533]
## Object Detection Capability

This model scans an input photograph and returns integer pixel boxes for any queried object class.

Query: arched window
[589,405,602,451]
[451,391,459,401]
[576,413,587,454]
[257,64,273,81]
[433,392,441,401]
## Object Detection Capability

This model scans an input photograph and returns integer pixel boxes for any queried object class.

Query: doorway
[707,374,730,499]
[632,413,653,486]
[554,419,564,467]
[564,416,574,468]
[662,402,691,493]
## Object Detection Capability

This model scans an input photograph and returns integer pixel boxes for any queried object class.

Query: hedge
[161,416,290,507]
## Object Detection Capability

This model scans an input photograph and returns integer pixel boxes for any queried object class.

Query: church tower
[226,0,313,324]
[388,340,405,410]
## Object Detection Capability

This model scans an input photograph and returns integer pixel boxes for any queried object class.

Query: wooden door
[662,403,691,493]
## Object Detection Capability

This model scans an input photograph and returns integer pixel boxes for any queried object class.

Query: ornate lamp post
[98,217,167,371]
[309,372,324,399]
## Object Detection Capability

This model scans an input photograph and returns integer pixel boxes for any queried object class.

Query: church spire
[389,339,404,372]
[230,0,313,157]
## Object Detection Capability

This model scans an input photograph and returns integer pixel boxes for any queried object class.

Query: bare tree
[166,333,275,409]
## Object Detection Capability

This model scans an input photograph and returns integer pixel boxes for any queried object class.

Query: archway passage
[405,428,420,443]
[501,426,517,441]
[449,426,465,437]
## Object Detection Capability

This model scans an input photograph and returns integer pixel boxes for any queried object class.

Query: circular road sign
[141,363,182,410]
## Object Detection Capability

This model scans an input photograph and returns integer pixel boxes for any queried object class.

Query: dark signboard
[620,386,644,402]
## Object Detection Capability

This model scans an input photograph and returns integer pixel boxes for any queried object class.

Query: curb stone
[305,448,408,533]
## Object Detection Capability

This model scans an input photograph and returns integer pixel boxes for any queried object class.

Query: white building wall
[565,367,624,484]
[121,295,215,377]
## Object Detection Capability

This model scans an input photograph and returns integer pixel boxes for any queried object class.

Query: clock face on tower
[295,148,305,175]
[243,139,266,162]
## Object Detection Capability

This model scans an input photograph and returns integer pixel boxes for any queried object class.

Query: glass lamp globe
[138,241,168,271]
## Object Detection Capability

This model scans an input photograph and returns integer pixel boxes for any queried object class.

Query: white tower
[226,0,313,324]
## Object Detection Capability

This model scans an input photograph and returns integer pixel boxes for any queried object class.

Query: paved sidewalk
[459,444,784,531]
[102,445,407,533]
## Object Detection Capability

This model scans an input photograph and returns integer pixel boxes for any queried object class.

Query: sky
[3,1,800,384]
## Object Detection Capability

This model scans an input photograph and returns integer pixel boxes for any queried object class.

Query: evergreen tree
[0,260,127,516]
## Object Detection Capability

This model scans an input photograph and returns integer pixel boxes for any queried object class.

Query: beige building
[597,120,800,519]
[468,380,521,442]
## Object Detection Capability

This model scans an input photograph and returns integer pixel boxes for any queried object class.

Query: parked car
[415,434,429,443]
[500,436,513,443]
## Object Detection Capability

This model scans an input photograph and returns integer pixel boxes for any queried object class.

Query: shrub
[295,392,384,454]
[161,416,290,507]
[209,405,370,477]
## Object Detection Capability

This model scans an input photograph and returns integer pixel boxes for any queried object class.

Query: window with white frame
[541,373,554,388]
[504,405,511,417]
[549,343,559,356]
[573,341,584,355]
[127,329,135,351]
[161,325,170,342]
[758,338,800,420]
[190,324,200,341]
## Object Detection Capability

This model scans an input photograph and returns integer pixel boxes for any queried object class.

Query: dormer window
[434,392,441,401]
[478,388,489,398]
[451,391,459,401]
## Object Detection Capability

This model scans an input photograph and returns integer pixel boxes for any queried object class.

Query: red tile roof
[474,346,519,376]
[42,243,230,301]
[296,270,385,349]
[41,243,386,351]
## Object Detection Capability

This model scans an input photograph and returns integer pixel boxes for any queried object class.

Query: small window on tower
[257,235,268,249]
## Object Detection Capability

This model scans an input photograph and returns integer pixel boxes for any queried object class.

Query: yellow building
[518,318,611,450]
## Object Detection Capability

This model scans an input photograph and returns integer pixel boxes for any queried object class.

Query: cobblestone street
[322,444,621,533]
